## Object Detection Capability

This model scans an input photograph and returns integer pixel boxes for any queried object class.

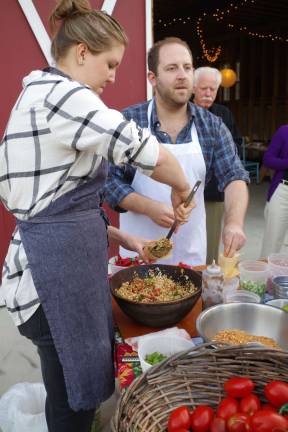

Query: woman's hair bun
[50,0,92,33]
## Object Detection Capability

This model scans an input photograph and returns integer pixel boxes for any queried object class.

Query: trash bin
[0,382,47,432]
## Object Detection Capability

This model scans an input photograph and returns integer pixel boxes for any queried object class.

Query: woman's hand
[107,226,154,263]
[121,234,155,263]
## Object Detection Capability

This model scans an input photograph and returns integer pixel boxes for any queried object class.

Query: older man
[105,38,249,265]
[193,66,242,263]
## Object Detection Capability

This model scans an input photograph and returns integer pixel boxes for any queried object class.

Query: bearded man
[105,38,249,265]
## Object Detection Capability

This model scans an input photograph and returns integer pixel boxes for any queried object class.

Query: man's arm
[119,192,175,228]
[105,147,192,228]
[211,119,250,257]
[223,180,249,257]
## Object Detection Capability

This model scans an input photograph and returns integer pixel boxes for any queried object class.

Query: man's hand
[222,222,246,257]
[145,201,175,228]
[171,187,196,225]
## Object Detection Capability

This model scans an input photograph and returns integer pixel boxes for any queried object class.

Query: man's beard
[157,85,192,107]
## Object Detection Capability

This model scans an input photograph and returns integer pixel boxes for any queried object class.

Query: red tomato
[261,404,277,413]
[210,417,227,432]
[168,406,190,432]
[224,377,255,399]
[264,381,288,408]
[190,405,214,432]
[250,410,288,432]
[239,394,261,416]
[170,429,190,432]
[217,398,239,420]
[227,413,251,432]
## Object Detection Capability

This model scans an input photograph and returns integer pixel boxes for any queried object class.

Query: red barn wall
[0,0,148,275]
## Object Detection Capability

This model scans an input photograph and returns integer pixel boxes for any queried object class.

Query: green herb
[145,351,168,365]
[240,279,266,298]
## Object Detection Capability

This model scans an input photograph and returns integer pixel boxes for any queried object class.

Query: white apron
[120,101,206,265]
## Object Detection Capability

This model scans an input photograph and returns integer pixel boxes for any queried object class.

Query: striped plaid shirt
[104,100,249,210]
[0,68,159,325]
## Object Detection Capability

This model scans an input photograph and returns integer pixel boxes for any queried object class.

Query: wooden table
[112,265,205,339]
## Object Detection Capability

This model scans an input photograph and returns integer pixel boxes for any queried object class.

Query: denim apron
[16,159,114,411]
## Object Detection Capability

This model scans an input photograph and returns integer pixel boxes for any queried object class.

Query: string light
[157,0,288,47]
[196,17,222,62]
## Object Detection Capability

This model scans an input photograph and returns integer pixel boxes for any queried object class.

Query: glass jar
[202,260,225,308]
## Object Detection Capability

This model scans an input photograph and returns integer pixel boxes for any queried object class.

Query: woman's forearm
[107,226,125,245]
[151,144,190,192]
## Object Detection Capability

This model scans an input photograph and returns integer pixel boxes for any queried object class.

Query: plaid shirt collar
[149,98,195,131]
[149,98,195,143]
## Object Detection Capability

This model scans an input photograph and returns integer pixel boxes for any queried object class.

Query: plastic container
[238,260,269,300]
[224,289,261,304]
[138,335,194,372]
[201,260,225,308]
[219,253,240,278]
[223,276,240,295]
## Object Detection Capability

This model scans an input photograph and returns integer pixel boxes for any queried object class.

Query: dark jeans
[18,306,96,432]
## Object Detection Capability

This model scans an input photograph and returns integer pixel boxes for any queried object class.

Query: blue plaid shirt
[104,99,249,211]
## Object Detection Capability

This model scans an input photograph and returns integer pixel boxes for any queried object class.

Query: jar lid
[206,259,222,275]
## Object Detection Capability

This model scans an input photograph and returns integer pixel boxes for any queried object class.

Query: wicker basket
[111,342,288,432]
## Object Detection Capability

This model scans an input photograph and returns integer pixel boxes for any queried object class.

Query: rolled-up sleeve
[104,164,136,211]
[214,122,250,191]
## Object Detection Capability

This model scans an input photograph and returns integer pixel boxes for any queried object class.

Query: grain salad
[116,269,197,303]
[213,329,280,349]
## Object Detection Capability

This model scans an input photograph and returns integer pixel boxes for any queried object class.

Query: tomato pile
[167,377,288,432]
[113,254,142,267]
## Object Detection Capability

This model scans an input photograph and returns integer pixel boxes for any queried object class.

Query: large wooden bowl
[110,264,202,327]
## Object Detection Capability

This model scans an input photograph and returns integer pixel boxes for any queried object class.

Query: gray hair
[194,67,222,88]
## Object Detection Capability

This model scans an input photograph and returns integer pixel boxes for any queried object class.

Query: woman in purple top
[260,125,288,257]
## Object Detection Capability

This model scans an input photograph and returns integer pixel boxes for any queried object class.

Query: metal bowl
[266,298,288,309]
[110,264,202,327]
[196,302,288,350]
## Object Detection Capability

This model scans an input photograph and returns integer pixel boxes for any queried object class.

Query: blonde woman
[0,1,194,430]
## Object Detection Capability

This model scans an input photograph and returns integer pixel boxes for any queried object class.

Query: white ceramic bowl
[108,256,127,276]
[138,335,194,372]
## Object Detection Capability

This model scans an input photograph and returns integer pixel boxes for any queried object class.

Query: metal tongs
[166,180,202,240]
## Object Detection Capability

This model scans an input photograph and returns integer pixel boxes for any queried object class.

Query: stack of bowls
[268,253,288,293]
[272,275,288,299]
